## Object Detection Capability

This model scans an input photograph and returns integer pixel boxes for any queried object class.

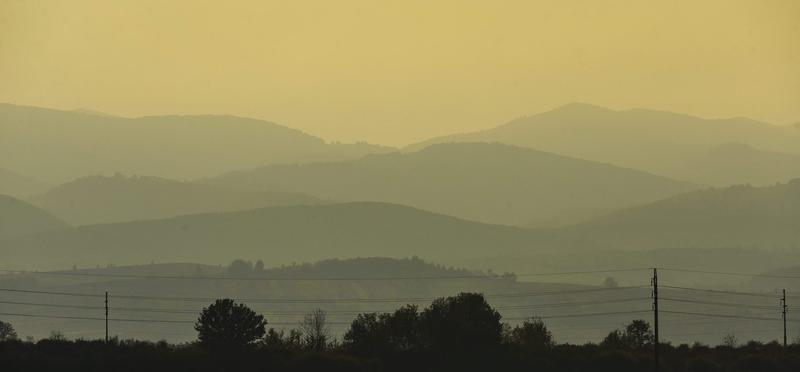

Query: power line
[660,285,779,299]
[661,310,797,323]
[660,268,800,280]
[0,297,650,315]
[495,297,649,310]
[0,268,650,281]
[0,312,194,324]
[0,285,648,304]
[0,312,350,326]
[506,310,651,320]
[660,297,781,310]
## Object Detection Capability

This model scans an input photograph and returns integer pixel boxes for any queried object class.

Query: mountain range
[0,202,543,270]
[29,174,324,225]
[0,167,50,198]
[205,142,698,227]
[557,178,800,251]
[0,103,393,183]
[3,180,800,271]
[408,103,800,186]
[0,194,69,239]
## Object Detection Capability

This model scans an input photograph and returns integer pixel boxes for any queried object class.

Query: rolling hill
[0,194,70,239]
[557,179,800,250]
[0,103,393,183]
[0,202,547,270]
[0,167,50,198]
[408,103,800,186]
[30,174,324,225]
[675,143,800,186]
[205,142,698,227]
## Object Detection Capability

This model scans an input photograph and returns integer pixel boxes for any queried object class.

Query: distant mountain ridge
[30,174,325,225]
[557,179,800,250]
[0,167,50,198]
[4,181,800,273]
[408,103,800,186]
[0,194,70,239]
[206,142,698,227]
[0,103,394,183]
[0,202,545,270]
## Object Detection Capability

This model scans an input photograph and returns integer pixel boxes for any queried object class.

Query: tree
[0,320,17,341]
[300,309,330,351]
[601,329,627,349]
[343,313,383,355]
[603,277,619,288]
[254,259,265,272]
[343,305,421,355]
[263,328,303,351]
[508,317,554,350]
[419,293,503,353]
[195,299,266,348]
[227,259,253,276]
[623,319,653,348]
[722,333,738,348]
[601,320,653,349]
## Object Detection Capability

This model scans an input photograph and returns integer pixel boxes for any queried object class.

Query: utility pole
[652,268,659,372]
[782,289,787,347]
[105,291,109,343]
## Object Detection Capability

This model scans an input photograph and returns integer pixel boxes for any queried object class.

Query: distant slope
[0,194,70,239]
[0,103,393,183]
[206,142,698,227]
[0,202,545,269]
[558,179,800,250]
[408,103,800,186]
[0,167,50,198]
[675,143,800,186]
[29,174,325,225]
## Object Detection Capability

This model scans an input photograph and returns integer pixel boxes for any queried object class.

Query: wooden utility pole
[105,291,109,343]
[782,289,787,347]
[652,268,659,372]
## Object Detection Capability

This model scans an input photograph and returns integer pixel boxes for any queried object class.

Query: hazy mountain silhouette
[0,194,70,239]
[206,142,698,227]
[29,174,325,225]
[0,103,394,183]
[0,167,50,198]
[0,202,545,269]
[408,103,800,185]
[557,179,800,250]
[676,143,800,186]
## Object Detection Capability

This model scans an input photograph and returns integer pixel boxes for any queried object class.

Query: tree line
[1,292,799,371]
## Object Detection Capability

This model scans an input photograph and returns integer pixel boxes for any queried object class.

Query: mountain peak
[551,102,614,114]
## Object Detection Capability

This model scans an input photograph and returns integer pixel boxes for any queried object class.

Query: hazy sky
[1,0,798,146]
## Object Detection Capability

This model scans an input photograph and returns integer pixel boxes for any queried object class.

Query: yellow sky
[1,0,798,146]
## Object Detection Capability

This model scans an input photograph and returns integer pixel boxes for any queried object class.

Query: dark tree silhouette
[0,320,17,341]
[195,299,266,348]
[419,292,502,353]
[508,317,554,350]
[623,319,653,348]
[601,319,653,349]
[343,305,420,355]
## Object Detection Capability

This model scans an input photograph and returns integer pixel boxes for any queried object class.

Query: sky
[1,0,798,146]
